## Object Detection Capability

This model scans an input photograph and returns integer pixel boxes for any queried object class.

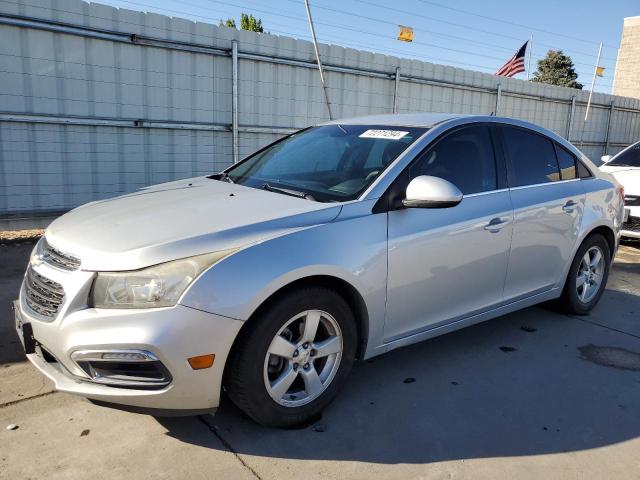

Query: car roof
[321,113,469,128]
[319,112,595,166]
[320,112,602,182]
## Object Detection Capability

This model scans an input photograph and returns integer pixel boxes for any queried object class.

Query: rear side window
[408,126,497,195]
[501,127,560,187]
[556,145,577,180]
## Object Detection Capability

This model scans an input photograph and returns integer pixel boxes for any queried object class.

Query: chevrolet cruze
[15,113,624,427]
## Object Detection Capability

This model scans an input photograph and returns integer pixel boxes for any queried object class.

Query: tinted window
[556,145,577,180]
[608,143,640,167]
[502,127,560,186]
[577,160,592,178]
[408,126,497,195]
[226,124,424,202]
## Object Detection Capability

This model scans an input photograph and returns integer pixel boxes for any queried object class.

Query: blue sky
[101,0,637,93]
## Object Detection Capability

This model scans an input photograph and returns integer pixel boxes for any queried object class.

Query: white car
[600,141,640,239]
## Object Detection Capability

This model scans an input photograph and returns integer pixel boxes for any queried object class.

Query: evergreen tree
[219,18,236,28]
[531,50,583,89]
[219,14,264,33]
[240,13,263,33]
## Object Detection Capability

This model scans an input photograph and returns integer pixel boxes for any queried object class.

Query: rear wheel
[559,234,611,315]
[225,287,357,428]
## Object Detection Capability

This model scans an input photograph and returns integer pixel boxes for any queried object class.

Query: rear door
[384,125,513,341]
[498,126,585,302]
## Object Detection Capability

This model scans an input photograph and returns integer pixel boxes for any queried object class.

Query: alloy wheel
[263,310,343,407]
[576,246,605,303]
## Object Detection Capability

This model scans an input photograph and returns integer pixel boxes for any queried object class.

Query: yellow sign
[596,66,605,77]
[397,25,414,42]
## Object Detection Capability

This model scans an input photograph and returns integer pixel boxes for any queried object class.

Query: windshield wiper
[262,183,315,201]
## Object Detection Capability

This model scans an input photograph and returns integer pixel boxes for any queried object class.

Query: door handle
[484,217,510,233]
[562,200,577,213]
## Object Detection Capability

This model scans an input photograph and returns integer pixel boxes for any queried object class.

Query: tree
[219,18,236,28]
[219,13,264,33]
[531,50,583,89]
[240,13,263,33]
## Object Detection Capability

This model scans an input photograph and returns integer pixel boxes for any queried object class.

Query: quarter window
[556,145,577,180]
[577,160,592,178]
[502,127,560,187]
[408,126,498,195]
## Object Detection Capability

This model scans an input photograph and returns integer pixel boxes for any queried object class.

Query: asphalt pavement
[1,241,639,480]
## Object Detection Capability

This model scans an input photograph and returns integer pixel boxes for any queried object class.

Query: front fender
[180,201,388,352]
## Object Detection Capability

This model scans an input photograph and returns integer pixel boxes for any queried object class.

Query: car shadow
[0,243,35,365]
[157,286,640,465]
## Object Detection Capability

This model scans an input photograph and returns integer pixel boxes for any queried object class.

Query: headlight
[91,250,235,309]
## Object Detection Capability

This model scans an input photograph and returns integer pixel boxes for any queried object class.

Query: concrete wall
[613,16,640,100]
[1,0,640,217]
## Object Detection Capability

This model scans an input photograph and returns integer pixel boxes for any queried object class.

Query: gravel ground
[0,229,43,244]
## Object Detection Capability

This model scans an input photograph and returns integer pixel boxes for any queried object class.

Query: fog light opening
[70,349,172,389]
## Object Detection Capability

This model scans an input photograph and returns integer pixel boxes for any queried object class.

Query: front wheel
[224,287,357,428]
[559,234,611,315]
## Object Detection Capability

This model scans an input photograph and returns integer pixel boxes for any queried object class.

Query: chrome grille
[23,266,65,319]
[42,238,81,271]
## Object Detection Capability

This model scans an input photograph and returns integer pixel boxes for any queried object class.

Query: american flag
[496,41,529,77]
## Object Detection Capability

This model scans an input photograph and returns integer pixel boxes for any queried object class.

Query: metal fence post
[231,40,239,164]
[603,100,614,156]
[495,84,502,115]
[393,67,400,113]
[566,96,576,140]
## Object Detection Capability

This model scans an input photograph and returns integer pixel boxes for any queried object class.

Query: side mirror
[601,155,612,164]
[402,175,463,208]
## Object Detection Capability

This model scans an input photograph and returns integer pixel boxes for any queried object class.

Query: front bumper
[16,275,244,412]
[622,205,640,239]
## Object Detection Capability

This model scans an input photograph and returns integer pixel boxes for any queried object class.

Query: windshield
[608,143,640,167]
[224,124,426,202]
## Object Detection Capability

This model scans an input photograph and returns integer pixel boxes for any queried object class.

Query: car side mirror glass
[402,175,463,208]
[601,155,612,164]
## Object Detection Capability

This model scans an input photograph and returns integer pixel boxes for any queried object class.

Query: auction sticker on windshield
[359,129,409,140]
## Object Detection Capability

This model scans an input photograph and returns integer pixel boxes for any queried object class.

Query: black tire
[558,233,611,315]
[224,287,357,428]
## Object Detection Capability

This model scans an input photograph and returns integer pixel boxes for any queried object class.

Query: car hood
[601,168,640,195]
[600,164,639,175]
[46,177,341,271]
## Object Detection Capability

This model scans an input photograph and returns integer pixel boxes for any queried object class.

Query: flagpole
[527,33,532,80]
[584,42,602,122]
[304,0,333,120]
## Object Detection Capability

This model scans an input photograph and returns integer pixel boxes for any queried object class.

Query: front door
[384,125,513,341]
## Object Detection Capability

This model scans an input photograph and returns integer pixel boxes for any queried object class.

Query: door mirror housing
[600,155,612,164]
[402,175,463,208]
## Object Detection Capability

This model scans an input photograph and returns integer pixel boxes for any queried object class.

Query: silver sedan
[14,113,625,427]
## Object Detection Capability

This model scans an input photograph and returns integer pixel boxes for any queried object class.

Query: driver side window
[408,126,498,195]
